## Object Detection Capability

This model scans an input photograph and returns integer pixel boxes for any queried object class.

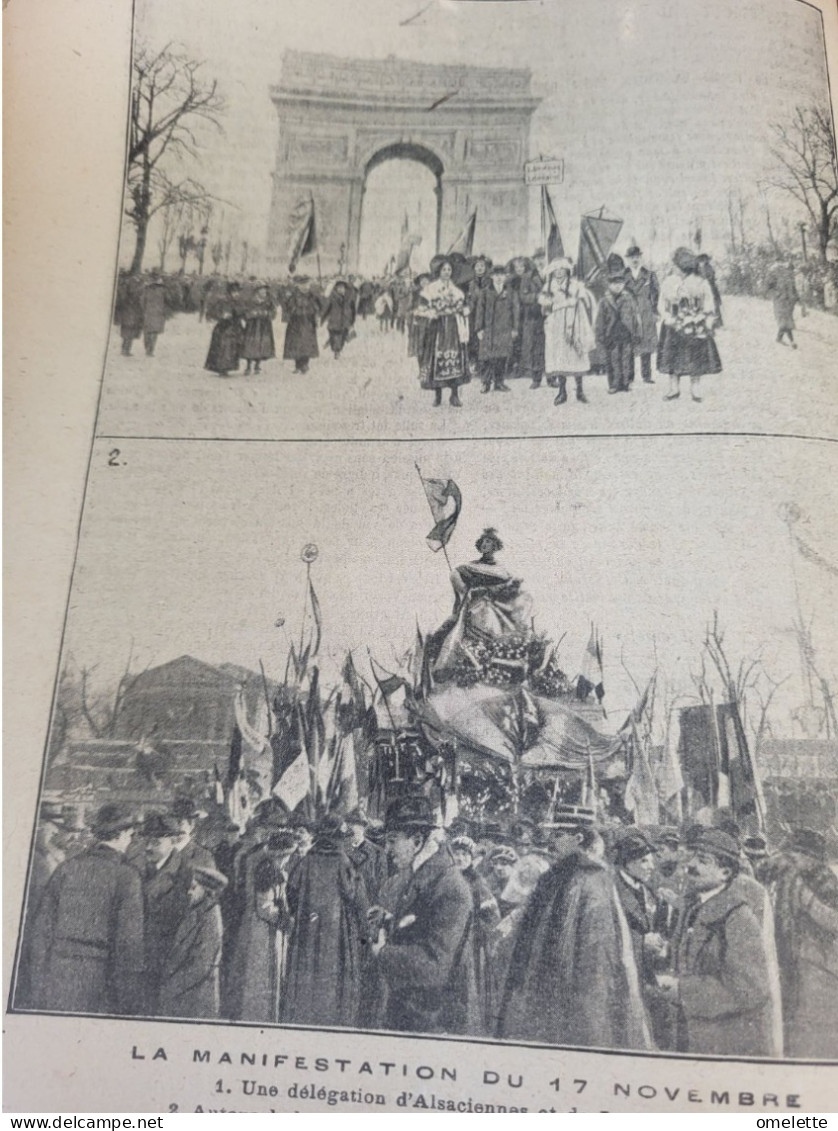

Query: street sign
[524,157,564,186]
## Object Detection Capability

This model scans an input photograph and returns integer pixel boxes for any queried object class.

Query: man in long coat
[624,246,659,383]
[659,829,775,1056]
[27,803,145,1016]
[283,279,321,373]
[141,270,169,356]
[760,827,838,1058]
[320,280,356,359]
[281,815,369,1028]
[142,812,191,1013]
[158,865,227,1020]
[374,795,480,1036]
[497,820,651,1050]
[474,267,520,393]
[344,807,386,901]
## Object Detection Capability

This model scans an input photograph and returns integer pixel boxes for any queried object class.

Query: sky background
[63,435,838,735]
[126,0,833,272]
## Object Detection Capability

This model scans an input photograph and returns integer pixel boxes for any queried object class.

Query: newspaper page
[4,0,838,1114]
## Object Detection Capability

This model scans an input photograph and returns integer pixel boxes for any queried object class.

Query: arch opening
[358,143,442,277]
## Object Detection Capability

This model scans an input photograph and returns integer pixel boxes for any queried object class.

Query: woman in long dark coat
[241,284,277,375]
[280,816,369,1028]
[205,282,245,377]
[283,279,321,374]
[415,258,471,407]
[765,261,801,347]
[511,257,546,387]
[320,280,356,359]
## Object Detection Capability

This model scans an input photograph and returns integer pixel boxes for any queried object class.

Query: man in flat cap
[26,803,145,1016]
[141,811,192,1012]
[760,827,838,1058]
[158,866,227,1020]
[658,828,774,1056]
[613,828,678,1049]
[373,794,479,1036]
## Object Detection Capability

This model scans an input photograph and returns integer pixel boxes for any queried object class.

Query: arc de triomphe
[267,51,541,274]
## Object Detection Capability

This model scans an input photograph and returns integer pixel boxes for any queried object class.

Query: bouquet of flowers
[671,297,714,338]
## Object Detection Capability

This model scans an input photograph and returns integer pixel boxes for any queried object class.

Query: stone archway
[267,51,540,275]
[359,141,443,272]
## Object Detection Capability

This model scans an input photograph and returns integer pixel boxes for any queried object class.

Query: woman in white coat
[538,259,596,406]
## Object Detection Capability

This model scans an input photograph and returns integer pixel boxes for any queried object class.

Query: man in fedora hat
[141,811,192,1012]
[373,794,479,1036]
[657,828,774,1056]
[170,796,214,873]
[760,827,838,1057]
[26,803,145,1016]
[158,865,228,1020]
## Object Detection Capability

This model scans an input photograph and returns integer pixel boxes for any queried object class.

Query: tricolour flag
[578,210,623,290]
[446,209,477,256]
[624,719,660,825]
[541,186,565,263]
[421,477,462,552]
[288,196,317,274]
[576,625,605,704]
[272,750,310,810]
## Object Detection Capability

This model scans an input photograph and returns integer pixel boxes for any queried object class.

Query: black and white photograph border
[93,0,838,443]
[8,435,838,1065]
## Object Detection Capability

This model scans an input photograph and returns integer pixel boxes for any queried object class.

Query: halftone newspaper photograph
[4,0,838,1115]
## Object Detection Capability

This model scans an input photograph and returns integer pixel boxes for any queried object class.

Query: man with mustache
[656,828,774,1056]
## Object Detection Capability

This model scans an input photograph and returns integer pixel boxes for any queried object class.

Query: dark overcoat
[158,897,223,1020]
[141,282,169,334]
[377,847,480,1036]
[242,298,277,361]
[516,271,546,374]
[475,284,520,361]
[497,854,651,1050]
[144,850,191,1011]
[624,267,659,354]
[321,290,356,333]
[281,844,369,1028]
[675,882,774,1056]
[28,843,145,1015]
[283,291,321,360]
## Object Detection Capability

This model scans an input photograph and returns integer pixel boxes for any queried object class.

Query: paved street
[96,295,838,441]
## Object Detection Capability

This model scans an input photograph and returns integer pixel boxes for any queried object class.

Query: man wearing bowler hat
[373,794,479,1036]
[594,253,640,395]
[656,828,774,1056]
[344,807,386,902]
[158,865,228,1020]
[26,803,145,1016]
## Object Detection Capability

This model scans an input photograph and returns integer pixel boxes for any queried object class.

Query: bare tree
[768,104,838,260]
[126,42,225,274]
[76,645,150,739]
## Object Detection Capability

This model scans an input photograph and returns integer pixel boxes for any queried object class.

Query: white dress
[540,277,596,375]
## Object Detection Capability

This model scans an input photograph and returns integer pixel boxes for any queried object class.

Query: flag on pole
[288,196,317,274]
[541,186,565,262]
[213,764,225,807]
[657,709,685,805]
[420,477,462,552]
[576,626,605,704]
[578,210,623,290]
[446,209,477,256]
[624,719,660,824]
[272,750,310,810]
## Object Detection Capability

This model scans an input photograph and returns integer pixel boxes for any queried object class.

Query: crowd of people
[113,243,730,406]
[18,787,838,1061]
